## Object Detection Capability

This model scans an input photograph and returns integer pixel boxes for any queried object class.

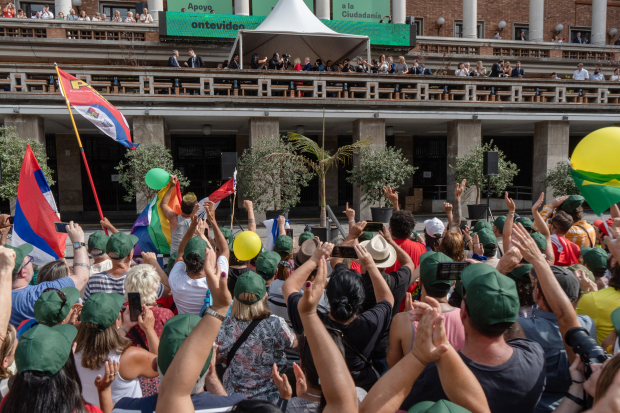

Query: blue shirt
[10,277,75,327]
[519,308,596,413]
[112,392,244,413]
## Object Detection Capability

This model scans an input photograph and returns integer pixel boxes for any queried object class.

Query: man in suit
[517,31,526,41]
[511,61,525,78]
[229,54,241,69]
[421,66,433,75]
[184,49,204,68]
[168,50,180,68]
[408,59,424,75]
[302,57,312,71]
[573,32,584,44]
[489,59,504,77]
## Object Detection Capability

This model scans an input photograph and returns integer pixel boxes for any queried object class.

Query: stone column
[248,117,279,145]
[147,0,163,22]
[234,0,249,16]
[462,0,478,39]
[392,0,406,24]
[533,121,569,204]
[529,0,544,42]
[55,134,84,212]
[591,0,607,46]
[315,0,330,20]
[4,114,44,145]
[447,120,481,209]
[352,118,385,221]
[133,116,165,211]
[55,0,71,20]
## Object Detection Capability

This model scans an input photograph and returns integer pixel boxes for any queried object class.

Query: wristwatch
[73,242,86,250]
[204,307,225,322]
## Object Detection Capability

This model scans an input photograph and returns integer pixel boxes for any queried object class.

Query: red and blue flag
[57,67,138,150]
[11,145,66,265]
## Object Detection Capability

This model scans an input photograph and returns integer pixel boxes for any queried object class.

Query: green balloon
[145,168,170,190]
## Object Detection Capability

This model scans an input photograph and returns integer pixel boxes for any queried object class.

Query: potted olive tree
[239,135,314,218]
[450,141,519,219]
[347,145,418,222]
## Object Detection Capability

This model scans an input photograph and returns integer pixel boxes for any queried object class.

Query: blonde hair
[183,192,197,203]
[124,264,160,305]
[476,61,483,70]
[398,56,405,64]
[231,294,271,321]
[0,325,16,379]
[294,57,301,65]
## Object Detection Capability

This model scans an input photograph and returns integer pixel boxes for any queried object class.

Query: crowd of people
[1,3,153,22]
[1,175,620,413]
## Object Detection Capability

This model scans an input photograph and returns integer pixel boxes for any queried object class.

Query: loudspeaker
[483,151,499,176]
[221,152,238,180]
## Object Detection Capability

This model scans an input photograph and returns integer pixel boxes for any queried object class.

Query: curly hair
[185,252,205,274]
[389,210,416,240]
[124,264,161,306]
[438,231,465,261]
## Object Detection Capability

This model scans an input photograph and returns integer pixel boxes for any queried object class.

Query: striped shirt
[84,271,164,300]
[535,205,596,249]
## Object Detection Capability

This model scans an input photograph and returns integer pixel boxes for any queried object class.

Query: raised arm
[244,200,257,233]
[531,193,554,264]
[0,215,11,245]
[444,202,454,234]
[67,222,90,291]
[157,249,231,413]
[161,175,180,223]
[355,243,394,306]
[138,305,160,355]
[298,256,359,413]
[277,215,286,237]
[140,252,170,295]
[502,191,516,251]
[453,179,466,227]
[380,225,414,272]
[100,218,119,235]
[331,220,366,267]
[282,242,333,304]
[176,205,200,264]
[383,186,399,211]
[205,201,229,261]
[0,247,15,344]
[611,204,620,219]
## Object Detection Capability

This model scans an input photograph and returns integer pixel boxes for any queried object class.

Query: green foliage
[116,143,189,202]
[449,140,519,203]
[347,146,418,207]
[542,160,580,197]
[239,136,315,214]
[0,126,54,201]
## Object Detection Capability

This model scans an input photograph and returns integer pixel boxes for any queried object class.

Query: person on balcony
[455,62,468,76]
[124,11,135,22]
[572,63,589,80]
[589,67,605,81]
[378,55,389,74]
[611,68,619,81]
[16,8,25,18]
[502,61,513,77]
[67,8,78,20]
[472,61,486,76]
[511,61,525,78]
[57,11,65,19]
[573,32,585,44]
[40,4,53,19]
[517,30,527,41]
[492,31,501,39]
[91,12,101,21]
[489,59,504,77]
[184,49,204,68]
[168,50,180,68]
[394,56,408,74]
[140,7,153,23]
[2,3,15,17]
[302,57,312,71]
[111,10,122,21]
[78,10,89,20]
[229,54,241,70]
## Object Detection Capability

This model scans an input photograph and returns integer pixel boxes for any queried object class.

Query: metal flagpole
[54,63,108,235]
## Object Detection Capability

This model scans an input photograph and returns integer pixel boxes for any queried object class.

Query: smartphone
[128,292,142,322]
[459,220,468,232]
[331,246,358,258]
[364,222,384,232]
[286,228,294,239]
[436,262,469,281]
[54,222,69,233]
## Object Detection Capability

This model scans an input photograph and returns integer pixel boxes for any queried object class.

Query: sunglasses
[18,255,34,274]
[43,287,67,320]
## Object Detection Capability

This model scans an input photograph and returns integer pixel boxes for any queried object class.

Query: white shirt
[611,75,619,81]
[90,258,112,276]
[40,10,54,19]
[455,69,469,76]
[573,69,589,80]
[78,16,90,20]
[140,13,153,23]
[169,257,229,315]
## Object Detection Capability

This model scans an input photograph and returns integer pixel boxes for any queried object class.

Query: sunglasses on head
[42,288,68,320]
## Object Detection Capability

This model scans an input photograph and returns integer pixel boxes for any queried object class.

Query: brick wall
[74,0,136,19]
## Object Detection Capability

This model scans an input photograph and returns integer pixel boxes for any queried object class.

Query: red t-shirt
[385,238,426,273]
[551,235,581,267]
[2,9,15,17]
[0,397,102,412]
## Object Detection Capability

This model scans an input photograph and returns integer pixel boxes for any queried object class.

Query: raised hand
[137,251,159,267]
[532,192,544,212]
[454,179,467,201]
[551,195,569,208]
[138,305,155,332]
[0,246,16,274]
[378,224,393,243]
[504,191,516,212]
[511,224,545,263]
[272,363,293,400]
[203,248,231,313]
[310,241,333,265]
[472,233,484,256]
[443,202,453,214]
[495,246,523,275]
[410,305,449,365]
[349,220,367,239]
[243,199,253,210]
[383,186,398,206]
[67,221,85,243]
[354,243,376,270]
[575,269,598,293]
[293,362,308,396]
[299,256,328,317]
[170,175,178,186]
[343,202,355,222]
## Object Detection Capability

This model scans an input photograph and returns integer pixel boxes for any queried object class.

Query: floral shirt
[216,315,295,402]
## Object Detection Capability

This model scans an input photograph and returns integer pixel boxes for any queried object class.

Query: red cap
[593,219,613,237]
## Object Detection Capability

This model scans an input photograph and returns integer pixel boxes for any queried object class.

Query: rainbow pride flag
[131,181,182,255]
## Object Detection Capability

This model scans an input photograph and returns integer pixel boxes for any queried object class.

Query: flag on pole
[131,181,183,255]
[56,67,137,150]
[569,169,620,216]
[197,175,237,215]
[12,145,66,265]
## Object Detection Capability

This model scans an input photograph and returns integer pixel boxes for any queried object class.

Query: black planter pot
[266,210,289,220]
[467,204,489,220]
[370,207,393,223]
[311,225,337,242]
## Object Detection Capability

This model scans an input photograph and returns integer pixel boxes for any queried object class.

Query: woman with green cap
[216,271,295,403]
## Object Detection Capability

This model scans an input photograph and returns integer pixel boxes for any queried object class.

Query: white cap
[424,218,445,238]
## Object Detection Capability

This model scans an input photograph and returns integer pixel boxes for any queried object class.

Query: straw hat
[360,235,397,269]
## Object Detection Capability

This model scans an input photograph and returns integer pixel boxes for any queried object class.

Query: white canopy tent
[228,0,370,68]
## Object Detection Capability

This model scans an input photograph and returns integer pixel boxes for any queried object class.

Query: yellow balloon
[572,127,620,175]
[233,231,262,261]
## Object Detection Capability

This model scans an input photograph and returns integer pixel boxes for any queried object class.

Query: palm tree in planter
[267,116,370,232]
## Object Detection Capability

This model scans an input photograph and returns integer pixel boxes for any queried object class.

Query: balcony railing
[0,19,157,41]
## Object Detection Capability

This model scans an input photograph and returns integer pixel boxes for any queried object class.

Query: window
[20,2,54,18]
[569,26,592,44]
[454,20,485,39]
[406,16,424,36]
[513,23,529,40]
[102,4,137,20]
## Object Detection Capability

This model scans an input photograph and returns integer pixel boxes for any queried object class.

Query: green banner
[332,0,390,22]
[251,0,313,16]
[163,12,412,46]
[167,0,232,13]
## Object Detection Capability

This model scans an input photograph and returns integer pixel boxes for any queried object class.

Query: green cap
[581,247,608,270]
[531,232,547,251]
[4,243,33,275]
[299,231,314,246]
[558,195,585,214]
[234,271,267,305]
[183,237,210,261]
[472,221,492,233]
[15,324,77,375]
[516,217,534,232]
[106,232,138,259]
[359,231,374,242]
[411,230,418,240]
[158,314,212,376]
[567,264,595,283]
[219,227,234,249]
[507,264,533,282]
[492,216,506,232]
[419,252,453,294]
[274,235,293,254]
[475,228,497,247]
[82,292,125,330]
[408,400,471,413]
[34,286,80,326]
[461,263,519,330]
[88,231,109,254]
[611,307,620,335]
[256,251,280,281]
